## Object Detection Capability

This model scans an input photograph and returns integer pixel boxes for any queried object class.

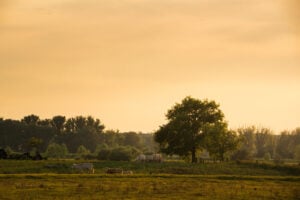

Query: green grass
[0,160,299,199]
[0,160,299,176]
[0,174,299,199]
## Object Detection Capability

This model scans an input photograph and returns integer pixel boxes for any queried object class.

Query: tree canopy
[154,96,227,163]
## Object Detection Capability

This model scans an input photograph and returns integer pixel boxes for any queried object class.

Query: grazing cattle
[123,170,133,175]
[136,153,163,163]
[152,154,163,162]
[106,168,123,174]
[135,154,146,162]
[72,163,94,174]
[145,154,154,162]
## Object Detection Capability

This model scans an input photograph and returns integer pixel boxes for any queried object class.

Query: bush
[94,143,109,155]
[97,149,112,160]
[110,146,140,161]
[110,147,132,161]
[96,146,141,161]
[83,154,97,160]
[46,143,69,159]
[76,145,90,158]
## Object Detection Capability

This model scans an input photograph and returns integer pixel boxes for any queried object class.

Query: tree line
[154,97,300,163]
[0,97,299,163]
[0,115,157,160]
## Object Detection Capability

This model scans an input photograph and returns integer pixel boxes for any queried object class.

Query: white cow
[72,163,94,174]
[136,154,163,162]
[152,154,163,162]
[135,154,146,162]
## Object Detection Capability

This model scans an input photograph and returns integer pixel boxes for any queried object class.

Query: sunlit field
[1,0,300,199]
[0,160,299,199]
[0,174,299,200]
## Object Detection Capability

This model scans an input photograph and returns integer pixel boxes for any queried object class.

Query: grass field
[0,160,299,199]
[0,174,299,199]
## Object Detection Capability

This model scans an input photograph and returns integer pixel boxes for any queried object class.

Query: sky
[0,0,299,133]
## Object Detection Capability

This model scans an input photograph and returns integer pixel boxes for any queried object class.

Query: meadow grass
[0,160,299,175]
[0,174,299,199]
[0,160,299,199]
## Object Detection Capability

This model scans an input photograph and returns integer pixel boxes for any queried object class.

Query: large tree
[154,96,225,163]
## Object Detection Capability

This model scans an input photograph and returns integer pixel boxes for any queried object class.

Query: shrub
[97,149,112,160]
[110,147,132,161]
[76,145,90,158]
[46,143,69,158]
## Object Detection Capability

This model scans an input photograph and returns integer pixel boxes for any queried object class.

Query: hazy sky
[0,0,299,133]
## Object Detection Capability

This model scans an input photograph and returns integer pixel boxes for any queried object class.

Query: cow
[135,154,146,162]
[136,153,163,163]
[152,153,163,162]
[145,154,154,162]
[72,163,94,174]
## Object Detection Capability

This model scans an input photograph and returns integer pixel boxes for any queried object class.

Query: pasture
[0,160,299,199]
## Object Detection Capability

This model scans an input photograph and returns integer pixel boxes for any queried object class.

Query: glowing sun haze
[0,0,299,133]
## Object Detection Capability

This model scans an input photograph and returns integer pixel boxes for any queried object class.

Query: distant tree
[38,119,52,127]
[51,116,66,134]
[276,131,294,159]
[139,133,159,153]
[65,118,76,133]
[294,145,300,161]
[255,128,274,158]
[86,116,105,133]
[56,116,105,152]
[291,128,300,158]
[232,127,257,160]
[103,130,121,147]
[64,116,105,134]
[122,132,142,148]
[27,137,43,152]
[204,123,239,161]
[21,114,40,125]
[0,118,55,152]
[154,96,225,163]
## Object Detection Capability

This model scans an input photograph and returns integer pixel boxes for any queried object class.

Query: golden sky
[0,0,299,133]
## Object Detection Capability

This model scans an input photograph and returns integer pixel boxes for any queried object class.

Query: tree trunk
[191,147,197,163]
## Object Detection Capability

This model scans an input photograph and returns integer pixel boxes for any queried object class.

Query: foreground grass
[0,160,299,199]
[0,174,299,200]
